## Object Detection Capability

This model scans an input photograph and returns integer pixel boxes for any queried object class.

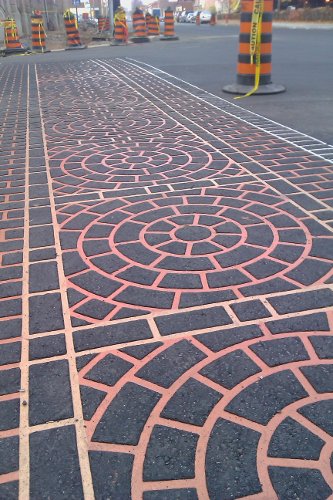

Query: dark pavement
[0,25,332,499]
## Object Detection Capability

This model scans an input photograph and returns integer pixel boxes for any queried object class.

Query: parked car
[191,10,200,22]
[175,12,182,22]
[186,12,195,22]
[179,11,193,22]
[79,18,98,28]
[200,10,212,23]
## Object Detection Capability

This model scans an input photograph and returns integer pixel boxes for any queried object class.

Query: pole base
[32,49,51,54]
[131,36,150,43]
[3,47,30,55]
[223,82,286,95]
[92,33,112,40]
[65,45,87,50]
[111,40,127,46]
[160,35,179,41]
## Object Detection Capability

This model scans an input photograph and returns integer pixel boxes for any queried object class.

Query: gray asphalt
[2,22,332,145]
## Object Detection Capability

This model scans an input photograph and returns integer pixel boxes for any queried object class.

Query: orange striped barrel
[114,20,127,43]
[150,16,159,35]
[131,8,149,42]
[145,13,151,34]
[98,17,110,32]
[31,11,47,52]
[132,8,147,37]
[163,8,175,37]
[4,18,24,51]
[113,11,127,44]
[146,14,159,35]
[223,0,284,94]
[237,0,273,86]
[63,11,84,49]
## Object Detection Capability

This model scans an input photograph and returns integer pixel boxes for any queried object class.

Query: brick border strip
[125,57,333,162]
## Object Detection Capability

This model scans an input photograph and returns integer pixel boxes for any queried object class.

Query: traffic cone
[210,13,217,25]
[146,13,159,36]
[131,8,150,43]
[98,16,110,32]
[93,15,111,40]
[111,7,128,45]
[63,10,86,50]
[160,7,178,41]
[31,10,50,53]
[151,15,160,35]
[145,13,151,34]
[3,18,29,55]
[223,0,285,95]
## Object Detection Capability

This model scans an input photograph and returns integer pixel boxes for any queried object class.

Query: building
[148,0,194,14]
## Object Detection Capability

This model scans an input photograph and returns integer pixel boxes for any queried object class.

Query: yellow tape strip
[235,0,264,99]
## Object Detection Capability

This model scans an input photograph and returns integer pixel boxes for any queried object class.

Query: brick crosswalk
[0,59,332,499]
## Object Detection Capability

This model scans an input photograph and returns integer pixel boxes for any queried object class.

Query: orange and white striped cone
[160,7,178,41]
[223,0,284,95]
[131,8,150,43]
[63,10,86,50]
[31,10,50,53]
[3,18,29,55]
[111,7,128,45]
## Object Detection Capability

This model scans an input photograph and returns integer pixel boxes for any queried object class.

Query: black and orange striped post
[31,11,49,53]
[223,0,285,95]
[131,8,150,43]
[160,7,178,41]
[111,7,128,45]
[145,13,152,34]
[3,18,29,55]
[98,16,110,32]
[210,12,217,25]
[146,13,159,36]
[63,9,86,50]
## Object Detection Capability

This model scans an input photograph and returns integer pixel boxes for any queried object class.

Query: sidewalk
[0,57,332,499]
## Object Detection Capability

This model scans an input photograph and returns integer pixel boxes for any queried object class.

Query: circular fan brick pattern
[49,142,238,194]
[56,187,333,324]
[78,329,333,499]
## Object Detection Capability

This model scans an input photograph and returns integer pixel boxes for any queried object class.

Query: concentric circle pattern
[78,328,333,499]
[38,61,247,196]
[58,185,333,324]
[49,142,239,194]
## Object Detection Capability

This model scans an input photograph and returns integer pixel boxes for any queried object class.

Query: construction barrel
[131,8,150,43]
[3,18,29,55]
[63,10,86,50]
[31,10,49,53]
[112,7,128,45]
[160,7,179,41]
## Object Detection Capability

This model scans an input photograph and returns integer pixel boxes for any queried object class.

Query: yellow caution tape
[235,0,264,99]
[230,0,241,13]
